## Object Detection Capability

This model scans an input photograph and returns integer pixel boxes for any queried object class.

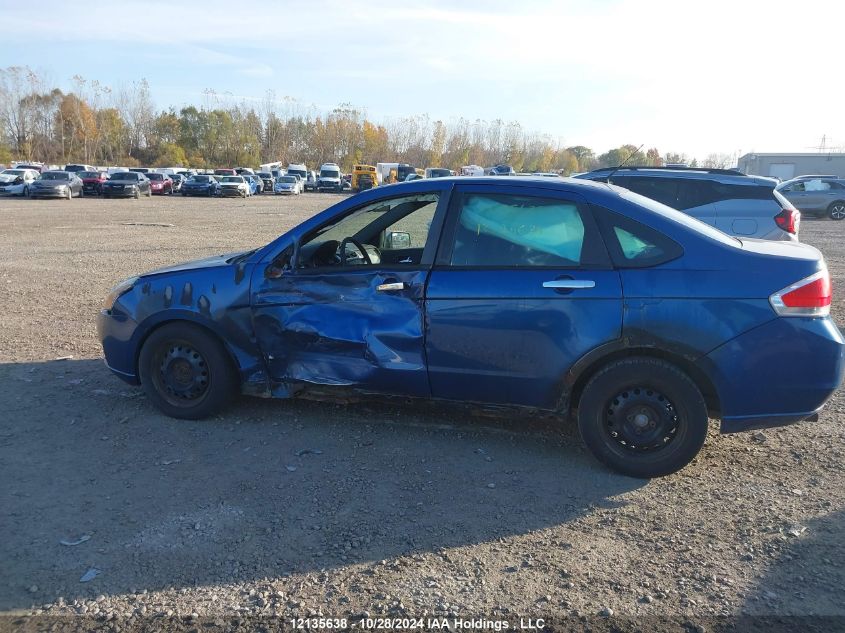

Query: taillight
[774,208,799,234]
[773,190,800,235]
[770,270,831,317]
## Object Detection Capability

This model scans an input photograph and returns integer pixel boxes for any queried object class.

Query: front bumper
[697,317,845,433]
[0,184,26,196]
[82,183,103,194]
[30,188,68,198]
[102,186,138,197]
[219,188,246,197]
[97,307,140,384]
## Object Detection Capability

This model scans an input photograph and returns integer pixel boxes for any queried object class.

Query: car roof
[579,166,775,186]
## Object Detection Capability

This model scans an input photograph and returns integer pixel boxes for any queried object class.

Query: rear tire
[577,357,708,478]
[828,201,845,220]
[139,323,238,420]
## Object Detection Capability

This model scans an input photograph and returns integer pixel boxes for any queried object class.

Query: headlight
[103,276,138,310]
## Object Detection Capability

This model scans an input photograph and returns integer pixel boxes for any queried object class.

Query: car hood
[141,251,249,278]
[34,180,66,186]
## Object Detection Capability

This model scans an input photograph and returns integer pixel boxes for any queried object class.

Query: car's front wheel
[577,357,708,478]
[828,201,845,220]
[139,323,237,419]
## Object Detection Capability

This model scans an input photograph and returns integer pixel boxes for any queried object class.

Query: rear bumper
[696,317,845,433]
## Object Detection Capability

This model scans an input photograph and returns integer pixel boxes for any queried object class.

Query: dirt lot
[0,192,843,627]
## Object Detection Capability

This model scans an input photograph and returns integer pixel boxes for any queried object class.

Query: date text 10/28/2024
[290,618,547,630]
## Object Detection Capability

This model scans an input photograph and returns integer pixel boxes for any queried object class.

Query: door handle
[542,279,595,289]
[377,282,406,292]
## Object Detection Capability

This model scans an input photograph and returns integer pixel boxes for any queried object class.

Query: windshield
[80,171,101,178]
[3,170,26,176]
[190,176,211,183]
[111,172,137,180]
[41,172,69,181]
[147,173,164,180]
[320,169,339,178]
[277,176,296,183]
[428,169,451,177]
[257,172,271,178]
[222,176,242,183]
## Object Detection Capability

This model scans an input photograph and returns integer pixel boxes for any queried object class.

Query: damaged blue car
[98,177,844,477]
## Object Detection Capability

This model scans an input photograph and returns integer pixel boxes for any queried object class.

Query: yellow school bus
[352,164,378,192]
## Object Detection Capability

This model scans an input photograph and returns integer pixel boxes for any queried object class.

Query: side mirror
[386,231,411,249]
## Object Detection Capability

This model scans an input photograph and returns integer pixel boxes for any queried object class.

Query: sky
[0,0,842,160]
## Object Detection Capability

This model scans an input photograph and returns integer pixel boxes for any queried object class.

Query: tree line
[0,67,735,173]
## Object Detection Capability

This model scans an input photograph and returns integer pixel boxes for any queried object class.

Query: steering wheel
[338,237,373,265]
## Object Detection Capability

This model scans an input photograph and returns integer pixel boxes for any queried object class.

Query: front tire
[828,201,845,220]
[139,323,237,420]
[577,357,708,478]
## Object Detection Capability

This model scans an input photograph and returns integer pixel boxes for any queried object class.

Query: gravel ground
[0,193,843,628]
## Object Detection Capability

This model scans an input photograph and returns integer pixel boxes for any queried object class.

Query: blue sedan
[97,177,844,477]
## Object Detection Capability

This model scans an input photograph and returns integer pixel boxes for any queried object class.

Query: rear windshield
[613,186,741,247]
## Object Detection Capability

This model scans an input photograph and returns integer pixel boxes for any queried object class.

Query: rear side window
[593,206,683,268]
[449,193,607,267]
[612,176,681,208]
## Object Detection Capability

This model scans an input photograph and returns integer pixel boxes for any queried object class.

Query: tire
[138,322,238,420]
[828,201,845,220]
[79,188,84,198]
[576,357,708,478]
[66,187,72,200]
[146,188,152,197]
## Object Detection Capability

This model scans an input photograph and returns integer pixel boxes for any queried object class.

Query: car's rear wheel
[828,201,845,220]
[66,187,72,200]
[577,357,708,478]
[139,323,237,419]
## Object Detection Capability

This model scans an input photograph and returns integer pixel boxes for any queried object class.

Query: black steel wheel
[139,323,237,419]
[577,357,708,478]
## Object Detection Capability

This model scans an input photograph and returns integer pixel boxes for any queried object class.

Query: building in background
[737,153,845,180]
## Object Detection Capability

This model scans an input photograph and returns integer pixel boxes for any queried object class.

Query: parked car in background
[181,174,219,197]
[98,176,844,478]
[460,165,485,176]
[286,163,307,184]
[13,162,44,173]
[101,171,151,198]
[169,173,186,193]
[256,172,274,192]
[273,175,299,195]
[776,177,845,220]
[128,167,152,174]
[404,173,424,181]
[577,166,798,241]
[318,163,343,192]
[64,163,96,174]
[218,175,251,197]
[146,172,173,195]
[425,168,453,178]
[244,174,262,195]
[235,167,255,176]
[29,170,83,199]
[486,164,515,176]
[304,170,318,192]
[0,168,39,197]
[80,170,109,195]
[214,168,237,177]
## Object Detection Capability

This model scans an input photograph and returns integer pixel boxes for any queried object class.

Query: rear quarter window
[593,206,684,268]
